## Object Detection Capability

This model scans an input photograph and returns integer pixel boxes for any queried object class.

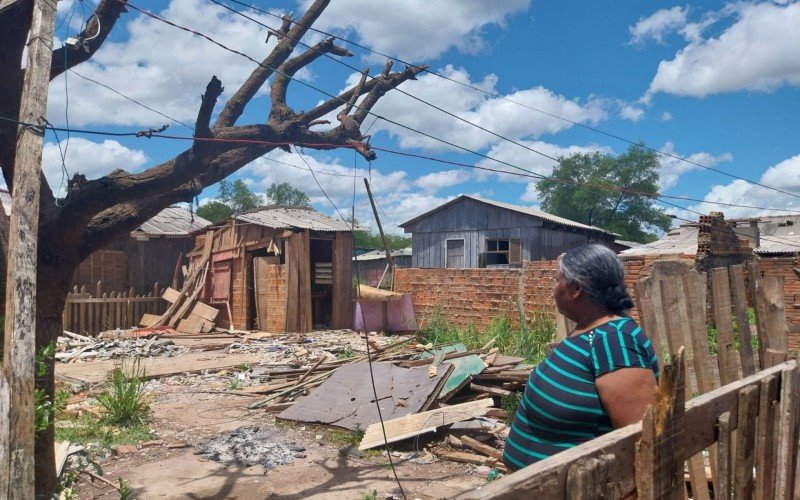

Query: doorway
[310,238,334,328]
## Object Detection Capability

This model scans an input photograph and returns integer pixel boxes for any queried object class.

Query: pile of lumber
[144,230,221,334]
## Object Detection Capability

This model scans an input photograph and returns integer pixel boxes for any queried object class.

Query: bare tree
[0,0,424,494]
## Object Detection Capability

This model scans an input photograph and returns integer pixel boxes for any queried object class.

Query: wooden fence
[459,260,799,499]
[62,282,166,336]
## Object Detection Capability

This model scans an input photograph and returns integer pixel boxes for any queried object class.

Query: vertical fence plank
[762,277,788,363]
[746,261,769,368]
[733,385,759,499]
[717,411,733,500]
[774,363,800,499]
[79,299,86,335]
[635,349,685,500]
[566,454,616,499]
[754,374,779,500]
[710,268,741,385]
[729,265,755,377]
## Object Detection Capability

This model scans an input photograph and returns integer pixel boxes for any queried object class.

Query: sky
[42,0,800,235]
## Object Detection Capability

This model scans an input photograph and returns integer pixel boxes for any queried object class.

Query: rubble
[56,335,188,362]
[197,426,298,471]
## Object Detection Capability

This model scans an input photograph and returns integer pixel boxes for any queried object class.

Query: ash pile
[197,426,304,471]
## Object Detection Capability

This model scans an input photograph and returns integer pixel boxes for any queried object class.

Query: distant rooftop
[232,205,366,232]
[354,248,412,262]
[135,206,211,236]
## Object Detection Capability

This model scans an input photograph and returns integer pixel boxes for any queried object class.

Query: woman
[503,244,658,471]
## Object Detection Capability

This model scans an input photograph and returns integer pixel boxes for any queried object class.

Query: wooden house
[399,195,616,268]
[72,206,211,293]
[189,205,356,333]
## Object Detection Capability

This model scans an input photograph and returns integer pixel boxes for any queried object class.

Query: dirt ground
[61,332,491,499]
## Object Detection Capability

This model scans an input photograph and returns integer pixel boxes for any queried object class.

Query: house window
[484,238,521,266]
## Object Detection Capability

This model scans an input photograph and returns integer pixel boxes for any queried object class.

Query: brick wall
[758,256,800,350]
[265,264,287,332]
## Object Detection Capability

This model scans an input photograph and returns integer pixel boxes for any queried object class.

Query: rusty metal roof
[620,225,699,256]
[400,195,618,237]
[134,206,211,236]
[233,205,364,232]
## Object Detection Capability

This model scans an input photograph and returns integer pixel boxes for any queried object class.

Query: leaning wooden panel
[761,276,788,357]
[728,265,756,377]
[710,267,741,385]
[733,385,759,499]
[774,362,800,499]
[456,360,798,500]
[746,261,769,367]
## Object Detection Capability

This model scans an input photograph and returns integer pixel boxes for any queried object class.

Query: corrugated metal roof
[354,248,412,262]
[400,195,617,237]
[622,215,800,257]
[233,205,363,232]
[615,239,643,249]
[752,215,800,255]
[620,225,699,256]
[135,206,211,236]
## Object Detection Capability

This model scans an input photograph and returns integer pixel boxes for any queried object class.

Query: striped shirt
[503,317,658,471]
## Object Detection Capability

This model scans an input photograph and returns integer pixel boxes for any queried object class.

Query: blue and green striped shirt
[503,318,658,471]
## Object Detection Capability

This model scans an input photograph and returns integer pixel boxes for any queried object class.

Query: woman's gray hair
[558,244,634,314]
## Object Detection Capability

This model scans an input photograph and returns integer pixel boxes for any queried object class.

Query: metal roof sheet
[400,195,617,237]
[135,206,211,236]
[354,248,412,261]
[620,225,699,256]
[233,205,364,232]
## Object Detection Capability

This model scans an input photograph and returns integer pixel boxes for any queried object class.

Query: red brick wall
[266,264,287,332]
[758,256,800,350]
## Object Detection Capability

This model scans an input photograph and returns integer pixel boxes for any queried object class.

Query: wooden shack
[400,195,616,268]
[189,205,356,333]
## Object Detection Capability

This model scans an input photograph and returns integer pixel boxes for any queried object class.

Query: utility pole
[1,0,57,496]
[363,179,395,286]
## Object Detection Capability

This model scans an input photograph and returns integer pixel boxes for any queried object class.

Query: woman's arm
[596,367,657,428]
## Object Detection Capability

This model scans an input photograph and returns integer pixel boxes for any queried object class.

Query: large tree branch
[213,0,331,129]
[269,37,353,120]
[49,0,128,80]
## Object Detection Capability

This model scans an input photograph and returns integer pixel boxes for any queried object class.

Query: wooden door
[446,239,465,268]
[253,256,279,331]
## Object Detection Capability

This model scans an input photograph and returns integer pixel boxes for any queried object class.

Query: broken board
[190,302,220,323]
[437,354,487,401]
[278,361,452,431]
[139,313,161,328]
[162,287,181,303]
[176,314,214,334]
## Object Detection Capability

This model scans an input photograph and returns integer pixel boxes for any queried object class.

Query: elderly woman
[503,244,658,471]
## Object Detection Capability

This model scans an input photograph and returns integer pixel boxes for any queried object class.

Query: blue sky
[43,0,800,234]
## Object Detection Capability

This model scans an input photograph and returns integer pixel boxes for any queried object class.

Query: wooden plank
[285,233,301,332]
[634,279,662,360]
[716,411,732,500]
[454,358,797,500]
[761,277,788,355]
[359,398,494,450]
[190,301,220,323]
[754,375,779,500]
[635,348,685,500]
[438,355,487,401]
[774,363,800,499]
[252,256,277,331]
[710,267,741,385]
[139,313,161,328]
[460,435,503,460]
[746,261,769,368]
[469,383,511,398]
[729,265,756,377]
[434,450,489,466]
[162,287,181,303]
[332,232,353,329]
[566,455,616,500]
[733,385,759,499]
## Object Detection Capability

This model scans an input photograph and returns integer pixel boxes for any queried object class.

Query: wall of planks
[62,282,166,336]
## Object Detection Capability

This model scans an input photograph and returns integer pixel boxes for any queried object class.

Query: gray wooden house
[399,195,616,268]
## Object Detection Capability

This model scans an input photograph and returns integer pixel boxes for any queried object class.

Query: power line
[215,0,800,202]
[3,114,799,219]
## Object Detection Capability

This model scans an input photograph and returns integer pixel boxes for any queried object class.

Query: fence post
[635,347,685,500]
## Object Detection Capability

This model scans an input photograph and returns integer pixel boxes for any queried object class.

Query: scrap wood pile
[257,337,532,472]
[55,330,188,363]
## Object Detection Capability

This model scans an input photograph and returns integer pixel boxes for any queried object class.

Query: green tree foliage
[536,144,672,242]
[265,181,311,207]
[353,230,411,250]
[196,200,234,223]
[218,179,264,211]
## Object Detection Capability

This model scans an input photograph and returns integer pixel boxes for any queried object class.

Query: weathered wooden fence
[62,282,166,336]
[460,260,799,499]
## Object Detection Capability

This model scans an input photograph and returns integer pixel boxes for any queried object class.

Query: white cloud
[414,169,473,193]
[619,105,645,122]
[657,141,733,190]
[629,6,688,45]
[645,2,800,99]
[660,111,673,121]
[344,66,607,152]
[300,0,531,62]
[687,154,800,219]
[42,138,149,191]
[47,0,286,127]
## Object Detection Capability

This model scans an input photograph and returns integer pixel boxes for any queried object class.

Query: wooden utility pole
[1,0,58,496]
[363,178,395,281]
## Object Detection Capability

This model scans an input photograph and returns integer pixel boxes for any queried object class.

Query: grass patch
[326,424,365,448]
[55,414,153,448]
[226,377,243,391]
[336,346,357,360]
[359,489,379,500]
[500,392,522,425]
[96,357,149,426]
[418,308,555,364]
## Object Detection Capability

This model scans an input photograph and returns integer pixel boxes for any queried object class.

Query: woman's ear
[569,283,582,300]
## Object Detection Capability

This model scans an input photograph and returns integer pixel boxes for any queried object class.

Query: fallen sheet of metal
[278,361,452,431]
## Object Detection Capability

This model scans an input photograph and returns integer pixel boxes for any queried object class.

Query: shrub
[96,357,149,426]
